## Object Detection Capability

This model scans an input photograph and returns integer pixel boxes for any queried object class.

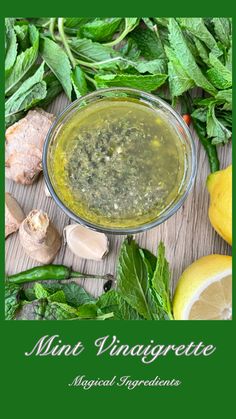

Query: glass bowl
[43,88,196,234]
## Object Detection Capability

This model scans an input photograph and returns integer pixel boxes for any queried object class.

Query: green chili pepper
[192,119,220,173]
[6,265,114,284]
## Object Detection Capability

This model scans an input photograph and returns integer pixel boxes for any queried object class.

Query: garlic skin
[44,180,51,197]
[64,224,109,261]
[19,210,61,264]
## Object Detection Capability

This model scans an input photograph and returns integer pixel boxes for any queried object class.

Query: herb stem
[70,271,114,281]
[104,31,128,47]
[84,73,97,86]
[58,17,77,69]
[74,56,132,69]
[41,19,51,28]
[96,312,114,320]
[69,312,114,320]
[49,18,56,40]
[104,19,130,47]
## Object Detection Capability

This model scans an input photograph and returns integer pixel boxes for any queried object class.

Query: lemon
[173,255,232,320]
[207,165,232,245]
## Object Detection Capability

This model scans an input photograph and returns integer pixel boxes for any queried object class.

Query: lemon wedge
[173,255,232,320]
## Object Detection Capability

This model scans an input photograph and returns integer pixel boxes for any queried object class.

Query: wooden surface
[5,93,232,298]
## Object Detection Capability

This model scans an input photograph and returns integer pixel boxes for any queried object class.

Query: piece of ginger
[5,109,54,185]
[19,210,61,264]
[5,192,25,238]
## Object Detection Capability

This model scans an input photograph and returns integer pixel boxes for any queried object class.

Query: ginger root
[5,109,54,185]
[5,192,25,238]
[19,210,61,264]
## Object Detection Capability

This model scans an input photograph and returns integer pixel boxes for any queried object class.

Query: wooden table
[6,93,232,298]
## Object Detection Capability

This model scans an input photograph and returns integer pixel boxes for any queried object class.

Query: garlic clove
[64,224,109,261]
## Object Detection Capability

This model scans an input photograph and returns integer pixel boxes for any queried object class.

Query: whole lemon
[207,165,232,245]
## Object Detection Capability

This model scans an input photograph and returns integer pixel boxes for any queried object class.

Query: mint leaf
[10,82,46,113]
[34,283,49,299]
[119,37,140,60]
[117,57,167,75]
[142,17,157,32]
[165,46,195,97]
[77,303,101,319]
[130,27,165,60]
[69,37,116,62]
[206,52,232,89]
[64,18,93,27]
[194,37,210,66]
[71,65,88,98]
[44,302,78,320]
[150,242,173,319]
[154,18,170,27]
[98,290,144,320]
[5,63,46,126]
[225,42,232,71]
[62,283,95,307]
[215,89,232,107]
[105,18,140,47]
[135,59,167,74]
[47,291,67,303]
[139,249,157,284]
[212,18,232,48]
[5,18,17,75]
[207,102,231,144]
[5,25,39,95]
[5,283,21,320]
[40,36,72,99]
[38,71,63,108]
[117,237,160,320]
[16,300,47,320]
[178,18,222,57]
[124,18,140,31]
[168,18,217,95]
[64,18,93,33]
[191,107,207,123]
[141,249,157,272]
[78,18,122,42]
[15,298,79,320]
[14,24,30,51]
[45,282,95,307]
[95,73,167,92]
[216,109,232,127]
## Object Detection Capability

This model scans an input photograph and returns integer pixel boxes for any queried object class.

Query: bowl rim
[43,87,197,235]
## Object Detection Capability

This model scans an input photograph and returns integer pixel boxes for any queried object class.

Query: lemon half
[173,255,232,320]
